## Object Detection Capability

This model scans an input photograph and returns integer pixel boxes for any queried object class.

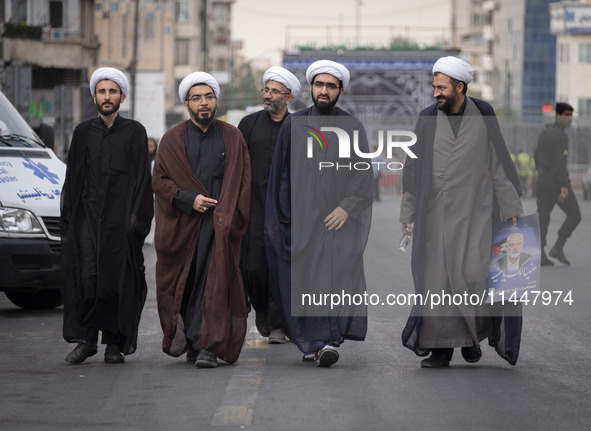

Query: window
[11,0,27,24]
[176,0,190,23]
[212,3,230,30]
[559,44,569,64]
[579,43,591,63]
[49,1,63,28]
[578,99,591,117]
[175,39,189,65]
[144,11,154,40]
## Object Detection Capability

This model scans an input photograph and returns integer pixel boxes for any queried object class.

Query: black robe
[238,110,287,324]
[60,115,153,355]
[265,106,374,355]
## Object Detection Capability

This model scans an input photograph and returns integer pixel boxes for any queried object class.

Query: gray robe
[400,98,523,349]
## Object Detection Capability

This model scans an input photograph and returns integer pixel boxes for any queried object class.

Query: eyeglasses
[188,93,216,103]
[261,88,291,96]
[312,81,340,91]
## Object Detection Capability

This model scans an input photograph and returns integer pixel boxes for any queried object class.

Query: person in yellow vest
[517,150,532,197]
[529,153,538,198]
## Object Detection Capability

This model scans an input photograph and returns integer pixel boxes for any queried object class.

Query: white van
[0,90,66,309]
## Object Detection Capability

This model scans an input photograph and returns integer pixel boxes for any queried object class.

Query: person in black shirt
[534,102,581,266]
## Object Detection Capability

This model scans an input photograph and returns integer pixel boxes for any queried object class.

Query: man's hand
[324,207,349,231]
[193,194,218,214]
[511,213,525,226]
[401,223,413,237]
[558,187,568,203]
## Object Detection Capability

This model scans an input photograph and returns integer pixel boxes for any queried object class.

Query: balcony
[2,23,43,40]
[1,23,98,69]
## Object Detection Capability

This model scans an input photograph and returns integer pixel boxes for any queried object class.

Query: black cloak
[60,115,153,355]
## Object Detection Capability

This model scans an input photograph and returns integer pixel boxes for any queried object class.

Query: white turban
[178,72,220,103]
[432,56,473,84]
[90,67,130,96]
[262,66,301,97]
[305,60,350,89]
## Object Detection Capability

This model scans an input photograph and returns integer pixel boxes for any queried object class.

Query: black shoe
[420,353,450,368]
[65,342,97,364]
[315,345,339,368]
[255,311,270,337]
[461,345,482,363]
[195,349,218,368]
[186,347,198,362]
[549,247,570,265]
[104,344,124,363]
[541,253,554,266]
[302,353,315,362]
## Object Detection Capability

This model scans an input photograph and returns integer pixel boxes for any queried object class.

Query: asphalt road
[1,196,590,431]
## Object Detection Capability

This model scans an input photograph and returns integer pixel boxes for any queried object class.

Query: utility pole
[130,0,139,119]
[201,0,208,71]
[355,0,362,48]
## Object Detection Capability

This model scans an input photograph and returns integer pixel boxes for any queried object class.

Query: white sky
[231,0,451,65]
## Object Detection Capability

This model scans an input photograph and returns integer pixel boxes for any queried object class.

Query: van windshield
[0,91,45,148]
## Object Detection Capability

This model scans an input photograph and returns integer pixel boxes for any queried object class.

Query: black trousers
[536,180,581,248]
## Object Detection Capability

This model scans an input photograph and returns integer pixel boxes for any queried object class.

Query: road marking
[244,339,268,349]
[211,358,266,426]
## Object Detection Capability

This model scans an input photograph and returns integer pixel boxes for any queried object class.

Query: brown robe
[152,120,250,364]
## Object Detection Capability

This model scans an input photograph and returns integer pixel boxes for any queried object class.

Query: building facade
[550,0,591,120]
[1,0,98,156]
[94,0,235,134]
[492,0,557,117]
[450,0,495,101]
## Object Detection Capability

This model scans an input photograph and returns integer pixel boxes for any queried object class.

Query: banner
[486,214,540,303]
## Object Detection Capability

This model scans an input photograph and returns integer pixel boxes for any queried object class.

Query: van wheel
[4,289,62,309]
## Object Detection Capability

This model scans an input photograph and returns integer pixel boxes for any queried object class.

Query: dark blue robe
[265,106,374,355]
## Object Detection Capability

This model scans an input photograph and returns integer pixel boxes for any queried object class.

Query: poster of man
[495,232,532,276]
[487,214,540,302]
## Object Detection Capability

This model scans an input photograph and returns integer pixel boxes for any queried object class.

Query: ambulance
[0,90,66,309]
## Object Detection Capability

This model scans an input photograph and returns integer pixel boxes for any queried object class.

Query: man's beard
[189,106,217,127]
[313,93,340,111]
[97,101,120,116]
[508,251,521,261]
[436,92,459,113]
[263,97,288,113]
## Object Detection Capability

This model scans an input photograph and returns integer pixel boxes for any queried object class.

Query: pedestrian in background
[517,149,532,197]
[152,72,250,368]
[372,145,386,201]
[534,102,581,266]
[148,136,158,173]
[145,136,159,245]
[60,67,154,364]
[237,66,300,344]
[400,56,523,368]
